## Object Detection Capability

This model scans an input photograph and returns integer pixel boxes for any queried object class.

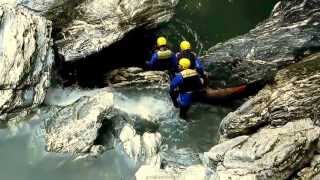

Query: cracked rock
[0,5,54,120]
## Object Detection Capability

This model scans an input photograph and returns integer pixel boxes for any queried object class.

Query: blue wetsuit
[146,49,178,74]
[170,69,204,113]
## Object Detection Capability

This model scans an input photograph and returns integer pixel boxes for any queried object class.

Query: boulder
[220,53,320,138]
[204,136,249,165]
[45,91,114,153]
[203,0,320,87]
[207,54,320,179]
[135,165,216,180]
[9,0,178,61]
[44,87,163,165]
[215,119,320,179]
[105,67,169,88]
[294,155,320,179]
[0,5,54,121]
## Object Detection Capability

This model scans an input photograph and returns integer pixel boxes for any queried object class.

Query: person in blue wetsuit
[176,40,205,78]
[170,58,205,120]
[146,37,178,78]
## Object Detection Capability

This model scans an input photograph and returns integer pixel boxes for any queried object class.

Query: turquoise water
[0,0,279,179]
[0,111,135,180]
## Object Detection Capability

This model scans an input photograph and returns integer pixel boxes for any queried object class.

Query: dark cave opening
[54,27,165,88]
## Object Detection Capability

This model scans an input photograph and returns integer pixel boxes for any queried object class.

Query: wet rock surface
[203,0,320,87]
[45,91,114,153]
[105,67,169,88]
[0,5,54,121]
[220,54,320,138]
[206,54,320,179]
[11,0,178,61]
[294,155,320,179]
[44,87,163,165]
[213,119,319,179]
[135,164,216,180]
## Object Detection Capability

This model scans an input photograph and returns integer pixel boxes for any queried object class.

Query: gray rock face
[44,87,162,165]
[203,136,249,165]
[215,120,320,179]
[203,0,320,87]
[105,67,169,88]
[295,155,320,179]
[135,165,216,180]
[12,0,178,61]
[45,91,114,153]
[220,54,320,138]
[207,54,320,179]
[0,5,54,120]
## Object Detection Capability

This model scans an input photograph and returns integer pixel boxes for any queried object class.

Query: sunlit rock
[44,86,163,166]
[210,54,320,179]
[220,54,320,138]
[215,119,320,179]
[0,5,53,121]
[11,0,178,61]
[105,67,169,88]
[204,136,249,166]
[204,0,320,87]
[294,155,320,179]
[45,91,114,153]
[135,165,216,180]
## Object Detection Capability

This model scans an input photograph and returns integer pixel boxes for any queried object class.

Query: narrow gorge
[0,0,319,180]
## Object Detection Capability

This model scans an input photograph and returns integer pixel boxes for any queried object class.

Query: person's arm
[170,74,183,93]
[146,53,158,69]
[169,74,182,107]
[195,56,205,77]
[171,55,179,73]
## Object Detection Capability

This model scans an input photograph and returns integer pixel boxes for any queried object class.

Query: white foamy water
[44,86,111,106]
[114,91,176,121]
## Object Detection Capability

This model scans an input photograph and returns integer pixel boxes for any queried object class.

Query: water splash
[113,90,176,121]
[44,86,110,106]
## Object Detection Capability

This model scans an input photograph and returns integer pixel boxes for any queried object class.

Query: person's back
[170,58,204,119]
[176,41,205,77]
[146,37,178,75]
[178,68,203,93]
[153,46,175,71]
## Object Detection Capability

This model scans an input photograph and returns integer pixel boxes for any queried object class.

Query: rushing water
[0,107,135,180]
[0,0,278,179]
[0,87,233,180]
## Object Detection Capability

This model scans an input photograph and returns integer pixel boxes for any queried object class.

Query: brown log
[205,85,247,98]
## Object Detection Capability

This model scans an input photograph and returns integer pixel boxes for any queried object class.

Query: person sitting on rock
[176,40,205,78]
[170,58,205,120]
[146,36,178,79]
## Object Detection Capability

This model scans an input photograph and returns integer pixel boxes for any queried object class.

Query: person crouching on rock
[170,58,205,120]
[146,36,178,79]
[176,40,206,80]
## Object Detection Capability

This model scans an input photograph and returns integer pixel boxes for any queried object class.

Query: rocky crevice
[203,0,320,88]
[44,70,168,165]
[12,0,178,62]
[134,0,320,179]
[205,54,320,179]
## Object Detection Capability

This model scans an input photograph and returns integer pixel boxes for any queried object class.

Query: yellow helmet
[157,37,167,47]
[179,58,191,70]
[180,40,191,51]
